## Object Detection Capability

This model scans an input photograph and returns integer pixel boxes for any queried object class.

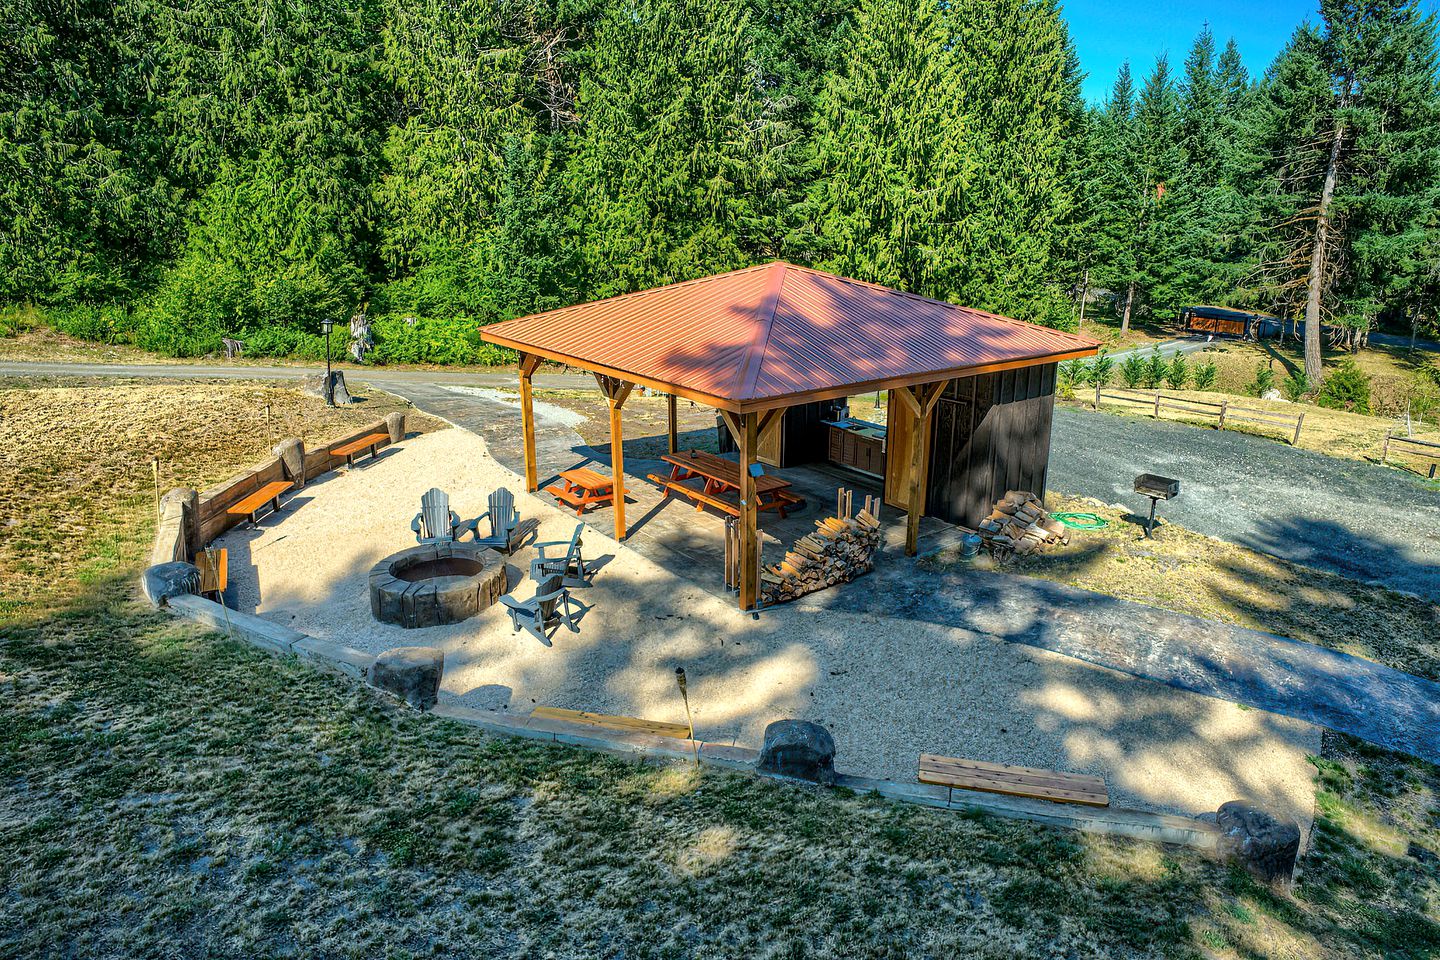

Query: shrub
[1317,359,1372,414]
[1088,351,1114,387]
[1248,363,1276,398]
[1057,360,1084,399]
[1120,353,1145,388]
[1281,371,1311,402]
[1141,347,1166,389]
[368,315,513,366]
[1192,360,1218,391]
[1165,354,1189,390]
[47,304,136,343]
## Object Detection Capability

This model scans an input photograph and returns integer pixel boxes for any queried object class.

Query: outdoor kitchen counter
[824,418,886,477]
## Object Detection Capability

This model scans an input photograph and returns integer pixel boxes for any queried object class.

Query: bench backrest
[561,524,583,564]
[419,488,453,541]
[489,487,519,538]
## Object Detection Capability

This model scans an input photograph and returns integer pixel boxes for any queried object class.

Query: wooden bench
[531,706,691,740]
[919,754,1109,807]
[225,480,294,524]
[331,431,390,466]
[196,548,228,599]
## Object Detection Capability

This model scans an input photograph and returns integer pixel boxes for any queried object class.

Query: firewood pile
[977,490,1069,559]
[761,490,882,604]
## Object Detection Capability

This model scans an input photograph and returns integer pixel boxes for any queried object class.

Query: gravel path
[217,427,1319,823]
[1050,406,1440,600]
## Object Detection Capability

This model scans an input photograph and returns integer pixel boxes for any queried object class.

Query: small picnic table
[545,467,616,516]
[649,450,801,519]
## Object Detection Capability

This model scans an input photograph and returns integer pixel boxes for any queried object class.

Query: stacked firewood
[761,491,882,604]
[977,490,1069,558]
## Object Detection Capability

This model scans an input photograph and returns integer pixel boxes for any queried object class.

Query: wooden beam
[905,381,946,556]
[757,408,782,442]
[718,410,742,446]
[667,393,678,454]
[594,373,634,541]
[519,352,539,492]
[737,411,760,610]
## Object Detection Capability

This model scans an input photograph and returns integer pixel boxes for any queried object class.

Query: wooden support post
[1383,430,1391,464]
[1293,412,1305,446]
[518,353,541,492]
[1153,392,1161,419]
[667,393,678,455]
[737,410,760,610]
[896,382,945,557]
[594,374,634,541]
[1218,398,1229,431]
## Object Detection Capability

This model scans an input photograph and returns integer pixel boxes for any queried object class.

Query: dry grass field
[1,380,1438,958]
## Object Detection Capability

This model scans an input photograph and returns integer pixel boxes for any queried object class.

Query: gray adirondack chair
[474,487,539,554]
[529,523,595,587]
[411,488,476,543]
[500,574,583,644]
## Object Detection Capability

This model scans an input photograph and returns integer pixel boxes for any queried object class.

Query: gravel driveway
[1049,406,1440,600]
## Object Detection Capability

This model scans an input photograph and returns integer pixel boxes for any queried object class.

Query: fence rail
[1092,385,1305,445]
[1383,432,1440,479]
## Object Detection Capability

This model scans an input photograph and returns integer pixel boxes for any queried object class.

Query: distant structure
[1180,305,1283,340]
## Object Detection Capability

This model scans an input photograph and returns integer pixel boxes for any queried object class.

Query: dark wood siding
[925,364,1057,528]
[714,398,841,466]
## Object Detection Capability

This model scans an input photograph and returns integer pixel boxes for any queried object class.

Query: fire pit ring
[369,541,507,629]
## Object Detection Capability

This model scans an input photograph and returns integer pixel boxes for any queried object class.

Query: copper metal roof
[481,262,1100,411]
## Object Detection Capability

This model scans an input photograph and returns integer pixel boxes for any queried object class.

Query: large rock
[758,719,836,784]
[142,561,201,608]
[385,412,406,445]
[369,646,445,710]
[1214,801,1301,884]
[273,438,305,485]
[302,371,353,405]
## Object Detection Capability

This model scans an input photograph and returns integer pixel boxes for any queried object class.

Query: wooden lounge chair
[411,487,476,543]
[500,574,583,644]
[529,524,596,587]
[474,487,539,554]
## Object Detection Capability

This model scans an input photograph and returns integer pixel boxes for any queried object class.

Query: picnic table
[545,467,615,516]
[647,450,802,519]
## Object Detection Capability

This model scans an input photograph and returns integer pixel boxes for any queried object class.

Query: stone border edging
[154,590,1224,853]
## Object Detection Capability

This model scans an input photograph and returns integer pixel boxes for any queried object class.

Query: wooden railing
[1382,432,1440,479]
[1092,385,1306,446]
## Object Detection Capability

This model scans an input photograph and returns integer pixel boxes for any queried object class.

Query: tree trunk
[1304,119,1344,384]
[1078,266,1090,331]
[1121,280,1136,335]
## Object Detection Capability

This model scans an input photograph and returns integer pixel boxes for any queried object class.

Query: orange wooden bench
[919,754,1109,807]
[226,480,294,524]
[331,431,390,466]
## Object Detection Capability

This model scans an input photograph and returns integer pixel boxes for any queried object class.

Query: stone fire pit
[369,541,507,629]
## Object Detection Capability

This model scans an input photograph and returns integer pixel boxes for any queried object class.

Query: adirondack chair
[410,487,476,543]
[474,487,539,554]
[500,574,583,644]
[529,524,596,588]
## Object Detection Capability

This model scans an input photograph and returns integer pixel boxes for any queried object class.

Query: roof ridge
[732,262,788,400]
[493,262,777,328]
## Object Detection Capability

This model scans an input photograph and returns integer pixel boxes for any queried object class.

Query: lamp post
[320,319,335,406]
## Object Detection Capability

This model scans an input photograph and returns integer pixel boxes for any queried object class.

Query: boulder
[273,438,305,485]
[302,371,353,405]
[385,412,406,445]
[758,719,836,784]
[142,561,201,608]
[1214,801,1301,884]
[369,646,445,710]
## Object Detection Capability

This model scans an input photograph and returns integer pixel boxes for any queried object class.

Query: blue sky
[1065,0,1440,102]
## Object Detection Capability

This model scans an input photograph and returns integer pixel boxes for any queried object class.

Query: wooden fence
[1382,432,1440,479]
[1093,385,1305,446]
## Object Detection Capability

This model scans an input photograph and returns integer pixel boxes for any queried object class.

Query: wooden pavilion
[481,262,1100,610]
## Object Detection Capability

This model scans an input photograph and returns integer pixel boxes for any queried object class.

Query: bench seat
[226,480,294,523]
[919,753,1109,807]
[530,706,691,740]
[331,431,390,466]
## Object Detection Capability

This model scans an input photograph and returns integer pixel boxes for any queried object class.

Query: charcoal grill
[1134,473,1180,537]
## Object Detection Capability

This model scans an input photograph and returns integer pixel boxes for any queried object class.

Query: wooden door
[758,410,784,466]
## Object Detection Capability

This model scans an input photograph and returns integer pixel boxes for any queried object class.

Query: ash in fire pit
[369,541,507,629]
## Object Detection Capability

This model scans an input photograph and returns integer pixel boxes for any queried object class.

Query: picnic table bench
[647,449,802,519]
[226,480,294,524]
[919,754,1110,807]
[331,431,390,466]
[531,706,691,740]
[545,467,615,516]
